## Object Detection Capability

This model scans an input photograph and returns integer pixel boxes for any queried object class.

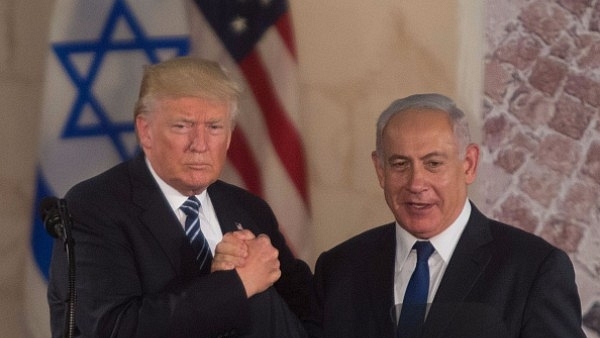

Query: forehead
[382,108,456,150]
[386,108,452,131]
[157,96,231,115]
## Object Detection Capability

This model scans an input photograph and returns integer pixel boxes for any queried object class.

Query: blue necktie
[397,241,435,338]
[180,196,212,274]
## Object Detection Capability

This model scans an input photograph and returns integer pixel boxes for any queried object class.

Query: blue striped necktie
[397,241,435,338]
[180,196,212,274]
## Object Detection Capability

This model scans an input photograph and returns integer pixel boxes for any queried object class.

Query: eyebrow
[205,117,224,124]
[387,151,448,162]
[420,151,448,160]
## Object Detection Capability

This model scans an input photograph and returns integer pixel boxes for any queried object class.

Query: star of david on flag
[26,0,309,337]
[26,1,188,336]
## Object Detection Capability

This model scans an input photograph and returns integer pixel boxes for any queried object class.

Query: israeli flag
[25,1,189,336]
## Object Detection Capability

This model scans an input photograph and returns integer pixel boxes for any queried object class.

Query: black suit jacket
[48,153,312,338]
[307,203,585,338]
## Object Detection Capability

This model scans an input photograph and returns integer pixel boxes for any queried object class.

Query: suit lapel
[208,181,258,234]
[129,154,187,274]
[365,224,397,337]
[422,203,494,338]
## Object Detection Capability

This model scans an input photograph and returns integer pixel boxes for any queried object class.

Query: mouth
[186,163,211,170]
[405,202,434,211]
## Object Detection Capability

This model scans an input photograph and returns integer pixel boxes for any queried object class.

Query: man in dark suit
[48,57,311,338]
[307,93,586,338]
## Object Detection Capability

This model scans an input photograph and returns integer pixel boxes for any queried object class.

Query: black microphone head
[40,196,59,219]
[40,196,62,238]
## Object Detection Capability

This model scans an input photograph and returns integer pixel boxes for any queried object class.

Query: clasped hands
[212,229,281,298]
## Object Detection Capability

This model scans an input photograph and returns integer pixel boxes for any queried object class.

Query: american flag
[188,0,311,258]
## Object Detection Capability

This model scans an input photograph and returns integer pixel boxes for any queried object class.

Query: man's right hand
[236,234,281,297]
[214,231,281,297]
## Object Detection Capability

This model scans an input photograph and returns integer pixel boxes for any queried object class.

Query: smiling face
[136,96,233,196]
[372,108,479,239]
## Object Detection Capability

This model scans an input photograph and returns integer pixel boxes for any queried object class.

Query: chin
[178,176,210,191]
[404,222,439,237]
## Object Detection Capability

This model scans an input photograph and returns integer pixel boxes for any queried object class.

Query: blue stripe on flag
[31,168,56,280]
[31,0,191,282]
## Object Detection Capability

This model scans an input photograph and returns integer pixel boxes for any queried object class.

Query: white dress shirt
[146,159,223,254]
[393,199,471,321]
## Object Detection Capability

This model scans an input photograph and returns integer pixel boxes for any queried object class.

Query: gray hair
[374,93,472,159]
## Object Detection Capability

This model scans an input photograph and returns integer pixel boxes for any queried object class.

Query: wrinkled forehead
[382,109,457,152]
[385,108,453,133]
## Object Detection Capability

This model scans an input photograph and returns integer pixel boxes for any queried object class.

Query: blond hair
[134,57,241,121]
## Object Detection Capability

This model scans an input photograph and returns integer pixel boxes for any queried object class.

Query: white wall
[0,0,471,336]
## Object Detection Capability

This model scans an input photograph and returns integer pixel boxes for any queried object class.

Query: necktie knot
[413,241,434,263]
[180,196,200,220]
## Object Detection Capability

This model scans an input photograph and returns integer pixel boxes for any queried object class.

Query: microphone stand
[42,198,77,338]
[58,199,77,338]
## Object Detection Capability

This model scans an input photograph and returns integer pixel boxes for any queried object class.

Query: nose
[406,165,428,194]
[189,126,208,152]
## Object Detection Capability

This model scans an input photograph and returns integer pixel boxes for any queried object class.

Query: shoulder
[313,223,396,286]
[65,160,131,201]
[61,161,141,227]
[208,180,271,209]
[318,223,395,262]
[470,205,568,264]
[488,218,557,254]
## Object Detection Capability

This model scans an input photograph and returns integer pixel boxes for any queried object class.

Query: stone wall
[481,0,600,336]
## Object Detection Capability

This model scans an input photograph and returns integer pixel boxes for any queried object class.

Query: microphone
[40,196,69,239]
[40,196,78,338]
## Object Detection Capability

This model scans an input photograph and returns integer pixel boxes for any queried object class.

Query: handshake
[212,229,281,298]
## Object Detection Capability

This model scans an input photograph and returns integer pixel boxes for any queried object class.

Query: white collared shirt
[145,159,223,254]
[393,199,471,320]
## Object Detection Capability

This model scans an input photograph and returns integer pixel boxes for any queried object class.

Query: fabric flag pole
[187,0,311,259]
[25,1,189,336]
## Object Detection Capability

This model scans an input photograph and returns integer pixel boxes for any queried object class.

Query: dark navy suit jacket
[307,203,585,338]
[48,153,311,338]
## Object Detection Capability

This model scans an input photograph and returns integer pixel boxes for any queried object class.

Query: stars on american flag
[195,0,286,60]
[230,16,248,34]
[229,0,274,35]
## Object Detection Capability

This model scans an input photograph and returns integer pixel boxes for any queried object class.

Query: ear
[371,151,385,188]
[463,143,480,184]
[225,123,235,150]
[135,115,151,150]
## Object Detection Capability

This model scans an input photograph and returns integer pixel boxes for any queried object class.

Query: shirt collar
[395,199,471,264]
[145,158,209,213]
